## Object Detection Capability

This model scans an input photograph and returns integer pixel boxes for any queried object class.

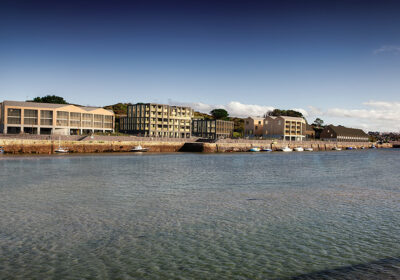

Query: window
[82,113,93,127]
[70,112,81,127]
[56,111,69,126]
[40,110,53,126]
[7,108,21,124]
[24,109,38,125]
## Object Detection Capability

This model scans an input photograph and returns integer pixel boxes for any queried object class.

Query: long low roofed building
[320,125,369,142]
[0,100,114,135]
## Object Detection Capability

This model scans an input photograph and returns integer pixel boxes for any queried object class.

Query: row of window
[5,108,113,128]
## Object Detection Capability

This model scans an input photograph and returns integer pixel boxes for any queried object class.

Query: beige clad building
[244,117,264,138]
[263,116,306,141]
[0,100,114,135]
[120,103,194,138]
[192,119,234,140]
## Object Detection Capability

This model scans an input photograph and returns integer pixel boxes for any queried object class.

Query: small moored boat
[0,146,4,154]
[131,145,149,152]
[294,147,304,152]
[332,147,342,151]
[55,137,69,153]
[55,147,69,153]
[346,147,354,150]
[280,146,293,152]
[249,147,261,152]
[261,148,272,152]
[304,147,313,152]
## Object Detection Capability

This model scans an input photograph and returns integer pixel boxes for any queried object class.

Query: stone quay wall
[204,140,392,153]
[0,139,187,154]
[0,137,393,154]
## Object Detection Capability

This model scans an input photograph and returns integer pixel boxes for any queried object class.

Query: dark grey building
[192,119,234,140]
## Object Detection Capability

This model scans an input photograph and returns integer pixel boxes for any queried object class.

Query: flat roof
[128,103,192,109]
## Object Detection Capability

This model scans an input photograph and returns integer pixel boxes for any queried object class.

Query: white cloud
[170,100,275,118]
[321,101,400,132]
[374,45,400,55]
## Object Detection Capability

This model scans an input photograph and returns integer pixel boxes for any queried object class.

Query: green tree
[32,95,68,104]
[264,109,303,118]
[210,108,229,120]
[312,118,324,127]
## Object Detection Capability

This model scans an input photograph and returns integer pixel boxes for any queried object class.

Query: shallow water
[0,150,399,279]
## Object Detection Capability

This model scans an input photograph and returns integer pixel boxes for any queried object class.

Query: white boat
[332,147,342,151]
[55,137,69,153]
[294,147,304,152]
[304,147,313,152]
[261,148,272,152]
[280,146,293,152]
[55,147,69,153]
[249,147,261,152]
[131,145,149,152]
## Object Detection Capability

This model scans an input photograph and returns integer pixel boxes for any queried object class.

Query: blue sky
[1,0,400,131]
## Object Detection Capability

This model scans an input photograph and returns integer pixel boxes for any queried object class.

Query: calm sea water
[0,150,399,279]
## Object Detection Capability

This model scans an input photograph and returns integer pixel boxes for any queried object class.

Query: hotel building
[0,100,114,135]
[120,103,194,138]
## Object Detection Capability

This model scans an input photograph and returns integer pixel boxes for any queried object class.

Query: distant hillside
[103,103,131,116]
[103,103,131,132]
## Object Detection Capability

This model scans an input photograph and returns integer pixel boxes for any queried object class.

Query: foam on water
[0,150,399,279]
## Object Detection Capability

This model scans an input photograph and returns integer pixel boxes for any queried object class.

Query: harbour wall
[0,138,392,154]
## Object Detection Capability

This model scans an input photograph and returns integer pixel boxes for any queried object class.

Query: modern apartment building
[192,119,234,140]
[320,125,369,142]
[0,100,114,135]
[244,117,264,138]
[120,103,194,138]
[263,116,306,141]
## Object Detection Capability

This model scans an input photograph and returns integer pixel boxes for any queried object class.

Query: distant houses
[320,125,369,142]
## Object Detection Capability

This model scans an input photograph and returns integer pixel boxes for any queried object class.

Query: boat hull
[261,149,272,152]
[131,149,149,152]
